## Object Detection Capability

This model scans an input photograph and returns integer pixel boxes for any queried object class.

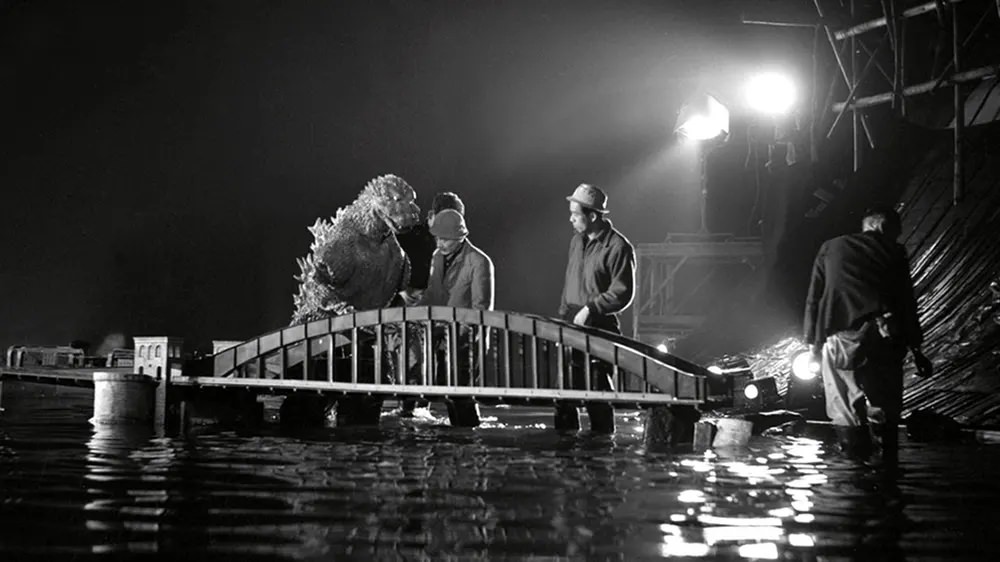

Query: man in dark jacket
[395,192,467,305]
[804,207,932,462]
[557,183,636,433]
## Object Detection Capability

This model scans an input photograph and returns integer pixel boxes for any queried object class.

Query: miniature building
[133,336,184,379]
[5,345,85,368]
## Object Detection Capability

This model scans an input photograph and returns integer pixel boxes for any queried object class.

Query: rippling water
[2,382,999,560]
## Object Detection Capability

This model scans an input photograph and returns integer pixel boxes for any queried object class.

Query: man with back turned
[804,206,932,464]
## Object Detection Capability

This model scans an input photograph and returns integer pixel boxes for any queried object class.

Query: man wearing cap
[557,183,636,433]
[420,209,494,311]
[395,192,467,306]
[419,208,495,426]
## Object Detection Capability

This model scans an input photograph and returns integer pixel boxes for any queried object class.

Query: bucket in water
[712,418,754,447]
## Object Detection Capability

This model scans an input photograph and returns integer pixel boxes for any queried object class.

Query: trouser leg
[820,335,867,427]
[858,349,904,465]
[585,358,616,434]
[821,334,870,456]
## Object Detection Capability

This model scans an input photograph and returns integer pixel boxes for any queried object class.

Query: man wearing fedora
[419,208,495,426]
[557,183,636,433]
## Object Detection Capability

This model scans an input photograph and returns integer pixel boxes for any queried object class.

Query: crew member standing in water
[557,183,635,433]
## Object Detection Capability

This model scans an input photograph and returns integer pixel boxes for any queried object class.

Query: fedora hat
[566,183,609,213]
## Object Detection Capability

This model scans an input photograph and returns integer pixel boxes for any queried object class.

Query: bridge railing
[208,307,709,403]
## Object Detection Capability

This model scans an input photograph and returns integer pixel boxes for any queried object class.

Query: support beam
[953,5,965,205]
[827,34,888,139]
[834,0,964,40]
[740,18,817,28]
[833,64,1000,111]
[813,0,877,149]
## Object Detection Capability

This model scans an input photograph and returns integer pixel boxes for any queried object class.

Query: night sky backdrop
[2,0,811,353]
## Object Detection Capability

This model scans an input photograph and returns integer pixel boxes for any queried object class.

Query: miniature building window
[155,345,162,358]
[139,345,146,359]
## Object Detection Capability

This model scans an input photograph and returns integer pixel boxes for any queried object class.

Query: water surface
[2,382,998,560]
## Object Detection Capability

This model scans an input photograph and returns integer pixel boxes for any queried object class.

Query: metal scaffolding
[632,235,763,348]
[744,0,1000,206]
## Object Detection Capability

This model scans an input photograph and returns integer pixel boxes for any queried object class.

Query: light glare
[746,72,797,115]
[675,95,730,141]
[744,384,759,400]
[791,350,820,380]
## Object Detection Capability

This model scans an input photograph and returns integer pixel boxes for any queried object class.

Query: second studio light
[745,71,797,116]
[674,94,730,142]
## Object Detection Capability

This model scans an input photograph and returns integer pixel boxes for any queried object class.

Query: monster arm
[314,255,358,315]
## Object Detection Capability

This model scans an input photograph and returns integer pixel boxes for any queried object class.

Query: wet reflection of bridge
[1,307,709,434]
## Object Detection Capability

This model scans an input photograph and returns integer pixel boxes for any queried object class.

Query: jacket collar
[580,218,613,244]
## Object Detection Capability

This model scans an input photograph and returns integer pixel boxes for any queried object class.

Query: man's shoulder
[606,224,635,253]
[464,241,494,266]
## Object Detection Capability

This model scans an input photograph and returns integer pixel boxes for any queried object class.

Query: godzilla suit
[291,174,421,325]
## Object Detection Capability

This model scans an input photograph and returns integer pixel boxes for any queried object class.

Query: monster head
[363,174,421,234]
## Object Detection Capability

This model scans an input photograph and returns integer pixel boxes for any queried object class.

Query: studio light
[674,94,730,142]
[735,376,780,410]
[786,348,826,420]
[791,350,820,381]
[745,72,797,116]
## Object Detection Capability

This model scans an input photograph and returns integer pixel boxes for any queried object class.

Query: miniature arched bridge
[190,307,710,407]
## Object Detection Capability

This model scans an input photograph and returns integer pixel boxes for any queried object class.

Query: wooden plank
[355,309,382,326]
[259,331,281,354]
[506,314,535,336]
[307,318,330,337]
[483,310,510,329]
[282,324,306,345]
[330,314,358,332]
[236,340,258,367]
[381,307,405,323]
[214,348,236,377]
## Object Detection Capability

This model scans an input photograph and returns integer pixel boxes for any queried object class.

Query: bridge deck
[1,367,698,406]
[0,367,132,387]
[169,376,701,405]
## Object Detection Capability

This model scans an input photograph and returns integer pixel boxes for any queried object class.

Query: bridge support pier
[279,394,332,427]
[643,405,701,448]
[554,404,580,431]
[446,398,481,428]
[182,389,262,429]
[586,403,615,434]
[333,395,384,427]
[91,372,156,426]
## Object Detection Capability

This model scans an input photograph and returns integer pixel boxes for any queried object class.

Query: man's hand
[398,289,423,306]
[912,349,933,378]
[573,306,591,327]
[809,344,822,366]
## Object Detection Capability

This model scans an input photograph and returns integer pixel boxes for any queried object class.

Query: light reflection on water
[2,382,999,560]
